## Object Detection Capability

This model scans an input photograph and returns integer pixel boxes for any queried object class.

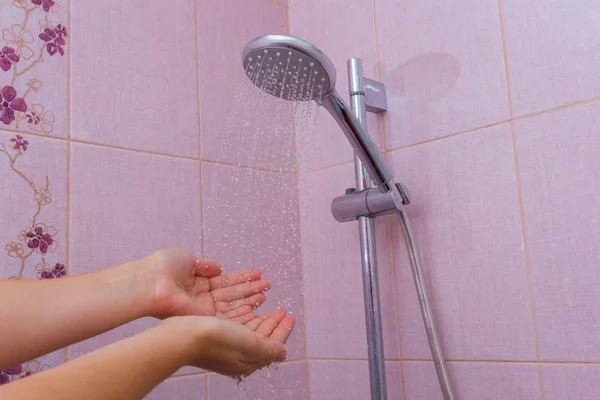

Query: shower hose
[396,210,456,400]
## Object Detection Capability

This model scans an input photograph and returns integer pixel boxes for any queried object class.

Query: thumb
[193,258,223,278]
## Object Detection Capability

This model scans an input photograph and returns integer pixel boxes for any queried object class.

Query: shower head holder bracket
[331,183,410,223]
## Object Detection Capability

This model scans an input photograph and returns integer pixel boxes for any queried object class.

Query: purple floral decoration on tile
[39,24,66,56]
[38,263,66,279]
[32,0,56,13]
[0,1,66,133]
[0,86,27,125]
[0,0,67,385]
[26,225,55,253]
[2,366,23,376]
[1,136,61,383]
[10,134,28,151]
[0,361,50,385]
[0,46,19,71]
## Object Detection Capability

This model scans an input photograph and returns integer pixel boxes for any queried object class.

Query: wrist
[157,317,210,366]
[114,257,158,320]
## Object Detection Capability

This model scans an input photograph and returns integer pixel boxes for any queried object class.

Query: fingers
[245,311,271,331]
[269,315,295,344]
[193,258,223,278]
[228,311,259,325]
[191,277,210,297]
[237,311,296,373]
[208,270,262,289]
[254,308,286,338]
[219,305,254,319]
[215,293,267,313]
[210,280,271,302]
[264,314,295,363]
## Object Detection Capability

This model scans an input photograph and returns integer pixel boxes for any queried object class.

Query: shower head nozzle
[242,34,336,102]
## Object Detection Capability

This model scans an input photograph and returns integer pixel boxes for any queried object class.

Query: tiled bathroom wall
[3,0,600,399]
[291,0,600,399]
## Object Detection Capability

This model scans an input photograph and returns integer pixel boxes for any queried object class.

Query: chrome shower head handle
[320,92,394,192]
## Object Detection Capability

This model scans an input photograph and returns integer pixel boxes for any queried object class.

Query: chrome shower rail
[347,58,388,400]
[342,58,455,400]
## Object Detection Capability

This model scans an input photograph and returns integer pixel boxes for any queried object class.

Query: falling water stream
[201,53,323,398]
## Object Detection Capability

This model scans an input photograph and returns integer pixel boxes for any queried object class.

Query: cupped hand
[145,249,270,321]
[163,308,295,379]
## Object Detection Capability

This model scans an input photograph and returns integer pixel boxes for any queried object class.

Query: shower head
[242,34,396,195]
[242,34,336,101]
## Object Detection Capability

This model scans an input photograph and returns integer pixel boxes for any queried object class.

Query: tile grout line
[0,128,301,176]
[496,1,545,398]
[285,2,313,396]
[3,89,597,148]
[193,0,206,262]
[205,373,209,400]
[386,119,512,154]
[307,357,600,366]
[168,358,309,382]
[65,0,72,364]
[5,93,598,182]
[515,95,600,121]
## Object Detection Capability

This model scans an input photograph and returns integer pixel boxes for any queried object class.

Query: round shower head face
[242,35,336,102]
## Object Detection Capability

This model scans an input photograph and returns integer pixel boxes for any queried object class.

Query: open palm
[149,249,269,323]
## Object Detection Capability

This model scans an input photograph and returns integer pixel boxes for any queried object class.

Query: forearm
[0,322,190,400]
[0,258,154,369]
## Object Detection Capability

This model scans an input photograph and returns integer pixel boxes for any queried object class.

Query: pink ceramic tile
[208,361,308,400]
[299,163,400,359]
[502,0,600,117]
[197,0,295,172]
[515,103,600,361]
[403,361,541,400]
[289,0,385,172]
[308,360,404,400]
[70,1,199,157]
[69,143,202,371]
[377,0,509,150]
[389,124,536,361]
[0,0,69,138]
[542,365,600,400]
[70,143,202,269]
[202,162,305,360]
[0,131,68,373]
[147,374,207,400]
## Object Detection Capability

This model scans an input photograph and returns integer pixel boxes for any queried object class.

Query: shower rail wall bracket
[363,78,387,113]
[331,183,410,223]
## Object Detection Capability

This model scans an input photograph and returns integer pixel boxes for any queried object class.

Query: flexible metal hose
[396,210,456,400]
